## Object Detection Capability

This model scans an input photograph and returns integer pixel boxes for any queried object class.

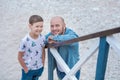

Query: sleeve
[45,33,51,46]
[53,30,78,42]
[18,39,26,52]
[42,35,46,47]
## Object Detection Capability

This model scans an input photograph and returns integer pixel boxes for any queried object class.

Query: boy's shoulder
[39,34,45,39]
[21,34,29,43]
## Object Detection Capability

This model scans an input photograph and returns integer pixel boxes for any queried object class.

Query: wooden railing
[47,27,120,47]
[47,27,120,80]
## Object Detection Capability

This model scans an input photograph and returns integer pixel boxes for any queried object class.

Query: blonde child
[18,15,45,80]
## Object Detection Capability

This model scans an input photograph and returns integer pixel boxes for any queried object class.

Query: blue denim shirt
[46,28,80,80]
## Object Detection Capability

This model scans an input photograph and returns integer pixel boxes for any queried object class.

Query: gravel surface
[0,0,120,80]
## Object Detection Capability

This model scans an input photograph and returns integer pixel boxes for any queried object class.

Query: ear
[64,23,66,29]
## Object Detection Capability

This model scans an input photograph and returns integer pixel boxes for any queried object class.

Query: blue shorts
[21,67,44,80]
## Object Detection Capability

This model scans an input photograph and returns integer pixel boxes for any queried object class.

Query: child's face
[29,22,43,36]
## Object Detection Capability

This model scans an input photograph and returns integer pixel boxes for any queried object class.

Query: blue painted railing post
[95,37,110,80]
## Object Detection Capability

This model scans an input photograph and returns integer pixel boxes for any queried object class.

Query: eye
[51,25,54,28]
[36,26,39,28]
[40,26,43,28]
[56,24,60,27]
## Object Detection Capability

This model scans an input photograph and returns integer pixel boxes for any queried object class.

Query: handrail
[46,27,120,47]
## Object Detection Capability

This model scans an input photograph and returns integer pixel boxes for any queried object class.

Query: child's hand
[24,67,28,73]
[42,60,45,67]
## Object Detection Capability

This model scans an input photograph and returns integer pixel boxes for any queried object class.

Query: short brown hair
[29,15,43,25]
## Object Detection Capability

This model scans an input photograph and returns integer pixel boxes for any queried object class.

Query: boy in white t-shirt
[18,15,45,80]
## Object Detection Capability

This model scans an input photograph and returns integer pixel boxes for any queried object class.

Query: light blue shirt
[46,28,80,80]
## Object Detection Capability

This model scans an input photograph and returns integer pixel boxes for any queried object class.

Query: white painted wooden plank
[63,43,99,80]
[50,48,77,80]
[107,35,120,56]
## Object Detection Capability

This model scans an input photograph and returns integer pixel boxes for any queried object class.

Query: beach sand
[0,0,120,80]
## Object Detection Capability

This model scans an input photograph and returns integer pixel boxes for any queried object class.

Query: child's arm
[42,47,45,66]
[18,51,28,73]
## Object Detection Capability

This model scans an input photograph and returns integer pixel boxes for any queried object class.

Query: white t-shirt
[19,34,45,70]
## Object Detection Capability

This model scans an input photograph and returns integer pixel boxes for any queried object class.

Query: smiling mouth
[53,31,59,34]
